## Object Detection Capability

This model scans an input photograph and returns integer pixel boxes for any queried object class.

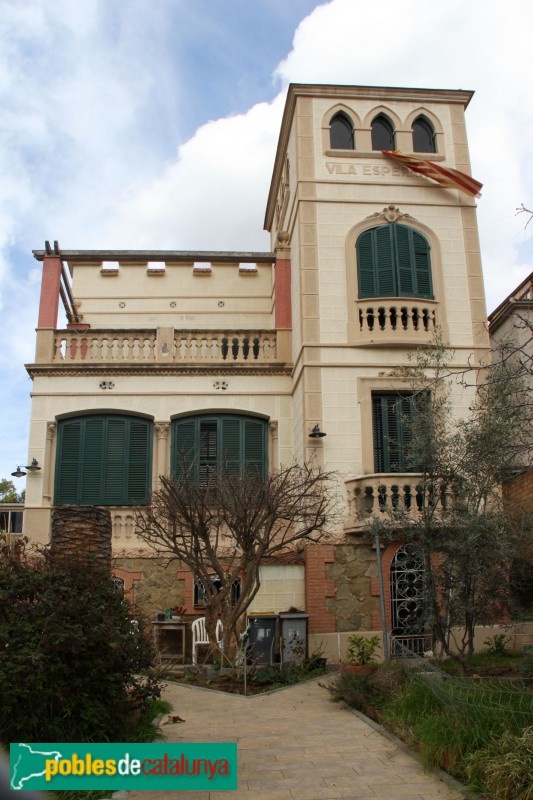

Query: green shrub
[466,726,533,800]
[346,634,381,666]
[482,633,513,657]
[0,536,161,744]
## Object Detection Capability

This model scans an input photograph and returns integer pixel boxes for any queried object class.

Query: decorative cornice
[25,363,293,379]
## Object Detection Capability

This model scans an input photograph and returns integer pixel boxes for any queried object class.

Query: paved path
[129,678,466,800]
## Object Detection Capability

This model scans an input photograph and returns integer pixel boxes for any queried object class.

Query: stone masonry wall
[327,542,379,631]
[113,556,186,620]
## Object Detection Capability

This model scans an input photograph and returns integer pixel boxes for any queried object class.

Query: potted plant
[171,605,186,621]
[344,634,381,672]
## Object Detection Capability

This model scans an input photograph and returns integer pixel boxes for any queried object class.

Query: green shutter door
[375,226,396,296]
[357,230,376,297]
[81,418,105,503]
[127,420,151,503]
[199,420,218,484]
[394,224,415,296]
[244,419,266,476]
[220,417,241,475]
[104,418,127,504]
[55,419,82,503]
[413,231,432,297]
[173,419,198,481]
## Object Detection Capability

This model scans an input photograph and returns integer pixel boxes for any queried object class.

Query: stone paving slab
[128,678,467,800]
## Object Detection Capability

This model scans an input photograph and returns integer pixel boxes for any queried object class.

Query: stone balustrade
[356,299,437,344]
[346,473,453,526]
[51,329,279,364]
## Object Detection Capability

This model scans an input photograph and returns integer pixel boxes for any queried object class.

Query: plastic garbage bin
[279,612,309,664]
[247,614,279,665]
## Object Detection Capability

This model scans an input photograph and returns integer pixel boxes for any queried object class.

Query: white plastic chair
[192,617,224,665]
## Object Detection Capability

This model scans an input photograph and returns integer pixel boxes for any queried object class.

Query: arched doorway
[390,542,426,655]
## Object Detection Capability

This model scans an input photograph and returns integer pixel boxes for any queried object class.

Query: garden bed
[328,651,533,800]
[169,662,330,695]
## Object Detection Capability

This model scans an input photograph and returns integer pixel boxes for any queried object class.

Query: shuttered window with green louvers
[372,394,418,473]
[172,415,268,484]
[357,223,433,299]
[55,415,152,505]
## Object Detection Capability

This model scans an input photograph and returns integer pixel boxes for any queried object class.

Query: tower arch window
[371,115,395,150]
[329,112,354,150]
[356,223,433,299]
[412,116,436,153]
[172,414,268,484]
[54,415,152,505]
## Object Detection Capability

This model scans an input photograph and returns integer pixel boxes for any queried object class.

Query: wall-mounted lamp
[11,459,41,478]
[309,424,327,439]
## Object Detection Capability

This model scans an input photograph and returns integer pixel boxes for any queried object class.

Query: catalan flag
[383,149,483,197]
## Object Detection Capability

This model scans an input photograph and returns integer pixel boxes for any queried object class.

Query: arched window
[329,112,354,149]
[356,223,433,299]
[55,415,152,505]
[172,414,268,484]
[371,115,395,150]
[412,116,436,153]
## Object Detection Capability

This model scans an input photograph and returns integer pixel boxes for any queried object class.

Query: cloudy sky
[1,0,532,490]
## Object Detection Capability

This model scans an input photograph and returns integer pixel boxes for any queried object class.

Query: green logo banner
[10,742,237,791]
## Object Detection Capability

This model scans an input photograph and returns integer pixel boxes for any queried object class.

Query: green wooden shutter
[357,229,376,297]
[104,418,127,504]
[394,224,415,296]
[244,418,266,476]
[81,418,105,503]
[55,419,82,503]
[127,420,151,503]
[375,226,396,296]
[373,394,418,474]
[199,420,218,484]
[220,417,241,476]
[173,419,198,481]
[413,231,432,297]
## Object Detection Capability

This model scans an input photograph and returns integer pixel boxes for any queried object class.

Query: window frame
[412,115,436,153]
[356,222,433,300]
[54,414,153,506]
[371,114,395,150]
[329,112,355,150]
[171,414,268,484]
[372,392,418,474]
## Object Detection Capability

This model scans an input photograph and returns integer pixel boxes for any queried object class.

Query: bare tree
[135,462,339,658]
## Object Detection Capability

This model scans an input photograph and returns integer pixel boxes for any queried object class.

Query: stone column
[43,422,56,503]
[154,422,170,488]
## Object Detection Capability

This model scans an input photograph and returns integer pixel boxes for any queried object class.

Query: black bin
[279,612,309,664]
[247,614,279,665]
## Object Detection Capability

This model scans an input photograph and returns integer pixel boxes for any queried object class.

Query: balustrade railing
[356,299,437,344]
[346,474,453,524]
[51,329,278,364]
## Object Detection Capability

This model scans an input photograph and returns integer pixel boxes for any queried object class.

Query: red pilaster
[274,256,292,329]
[37,256,62,328]
[305,544,336,633]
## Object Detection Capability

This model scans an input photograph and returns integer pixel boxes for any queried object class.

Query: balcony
[40,328,285,368]
[355,299,438,346]
[345,474,452,530]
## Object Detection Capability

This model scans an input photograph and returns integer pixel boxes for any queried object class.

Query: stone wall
[327,542,379,631]
[113,556,186,620]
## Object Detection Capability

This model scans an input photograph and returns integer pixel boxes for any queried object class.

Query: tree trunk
[51,506,112,569]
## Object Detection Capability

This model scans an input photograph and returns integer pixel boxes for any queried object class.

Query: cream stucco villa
[22,83,489,659]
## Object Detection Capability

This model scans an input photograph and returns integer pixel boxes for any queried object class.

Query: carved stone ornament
[46,422,56,441]
[155,422,170,438]
[276,230,289,246]
[366,205,415,223]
